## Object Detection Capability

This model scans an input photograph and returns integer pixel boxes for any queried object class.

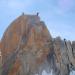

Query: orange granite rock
[1,14,75,75]
[8,58,21,75]
[1,14,52,75]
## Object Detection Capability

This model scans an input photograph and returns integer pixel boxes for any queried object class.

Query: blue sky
[0,0,75,41]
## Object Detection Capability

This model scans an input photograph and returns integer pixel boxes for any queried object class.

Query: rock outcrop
[53,38,75,75]
[0,42,2,75]
[1,14,53,75]
[0,14,75,75]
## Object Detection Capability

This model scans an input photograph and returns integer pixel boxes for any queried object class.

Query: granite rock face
[0,41,2,75]
[1,14,75,75]
[72,41,75,58]
[0,41,2,64]
[53,38,75,75]
[53,37,70,75]
[1,14,53,75]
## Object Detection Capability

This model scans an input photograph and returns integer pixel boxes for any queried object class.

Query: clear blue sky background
[0,0,75,41]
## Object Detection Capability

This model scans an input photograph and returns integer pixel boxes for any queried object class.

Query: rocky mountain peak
[1,14,52,75]
[0,14,75,75]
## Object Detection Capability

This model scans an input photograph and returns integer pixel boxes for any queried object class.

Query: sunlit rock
[1,14,52,75]
[0,41,2,75]
[1,14,75,75]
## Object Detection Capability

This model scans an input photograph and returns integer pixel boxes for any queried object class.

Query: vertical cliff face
[1,14,75,75]
[0,42,2,65]
[1,14,53,75]
[0,41,2,75]
[72,41,75,58]
[53,37,75,75]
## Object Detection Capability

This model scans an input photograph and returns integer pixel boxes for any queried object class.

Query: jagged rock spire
[1,14,75,75]
[1,14,52,75]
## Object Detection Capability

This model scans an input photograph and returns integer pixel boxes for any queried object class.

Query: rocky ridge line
[0,14,75,75]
